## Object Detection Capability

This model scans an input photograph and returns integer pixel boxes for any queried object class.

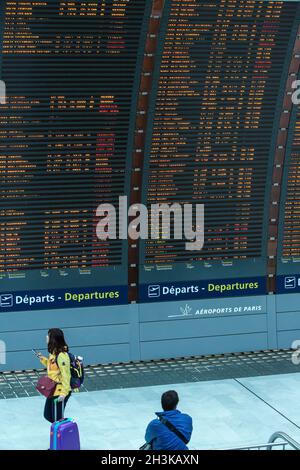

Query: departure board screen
[277,101,300,293]
[140,0,300,302]
[280,108,300,264]
[0,0,149,310]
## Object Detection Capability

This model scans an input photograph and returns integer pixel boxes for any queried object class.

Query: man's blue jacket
[145,409,193,450]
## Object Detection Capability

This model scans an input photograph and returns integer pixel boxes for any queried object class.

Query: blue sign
[0,286,128,312]
[139,277,266,303]
[277,275,300,294]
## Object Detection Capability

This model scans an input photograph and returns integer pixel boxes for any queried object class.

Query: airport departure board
[140,0,300,302]
[1,0,300,309]
[0,0,149,310]
[277,96,300,293]
[280,108,300,264]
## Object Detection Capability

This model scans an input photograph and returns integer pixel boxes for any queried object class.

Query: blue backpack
[56,351,84,390]
[68,353,84,390]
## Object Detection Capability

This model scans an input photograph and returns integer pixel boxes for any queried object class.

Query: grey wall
[0,293,299,372]
[276,293,300,349]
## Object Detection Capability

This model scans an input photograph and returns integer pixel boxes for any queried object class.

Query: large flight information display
[0,0,149,310]
[140,0,300,302]
[277,97,300,293]
[1,0,300,310]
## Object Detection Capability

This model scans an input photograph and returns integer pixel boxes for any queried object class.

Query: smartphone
[32,349,41,357]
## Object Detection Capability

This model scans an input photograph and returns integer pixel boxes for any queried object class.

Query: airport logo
[148,285,161,298]
[168,304,193,318]
[180,304,192,316]
[284,276,296,289]
[0,294,13,308]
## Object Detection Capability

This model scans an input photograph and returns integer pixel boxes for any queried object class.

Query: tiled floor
[0,349,298,399]
[1,373,300,450]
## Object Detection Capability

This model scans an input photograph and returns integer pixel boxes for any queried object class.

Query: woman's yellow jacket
[40,352,71,397]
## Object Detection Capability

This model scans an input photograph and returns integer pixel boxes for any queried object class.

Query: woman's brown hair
[48,328,69,355]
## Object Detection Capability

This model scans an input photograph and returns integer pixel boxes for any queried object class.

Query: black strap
[158,416,189,445]
[139,441,154,450]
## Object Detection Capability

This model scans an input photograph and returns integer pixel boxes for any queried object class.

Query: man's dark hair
[161,390,179,411]
[48,328,69,355]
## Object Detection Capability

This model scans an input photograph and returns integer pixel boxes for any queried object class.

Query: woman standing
[37,328,72,423]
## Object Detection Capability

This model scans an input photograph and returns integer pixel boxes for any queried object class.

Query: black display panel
[277,95,300,293]
[140,0,300,302]
[0,0,149,310]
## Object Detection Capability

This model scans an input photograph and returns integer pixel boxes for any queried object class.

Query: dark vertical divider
[128,0,165,302]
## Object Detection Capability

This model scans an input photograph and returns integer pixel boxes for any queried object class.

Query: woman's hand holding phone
[32,349,42,358]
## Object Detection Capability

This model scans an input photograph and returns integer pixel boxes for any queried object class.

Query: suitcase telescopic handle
[54,397,65,422]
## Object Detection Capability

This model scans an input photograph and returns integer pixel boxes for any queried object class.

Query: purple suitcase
[50,398,80,450]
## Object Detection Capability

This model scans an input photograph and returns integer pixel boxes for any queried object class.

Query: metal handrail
[220,431,300,450]
[267,432,300,450]
[221,441,288,450]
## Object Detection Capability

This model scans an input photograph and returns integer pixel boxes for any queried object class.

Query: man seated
[144,390,193,450]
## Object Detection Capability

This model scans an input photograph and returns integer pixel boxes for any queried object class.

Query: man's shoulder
[148,417,160,428]
[177,412,193,424]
